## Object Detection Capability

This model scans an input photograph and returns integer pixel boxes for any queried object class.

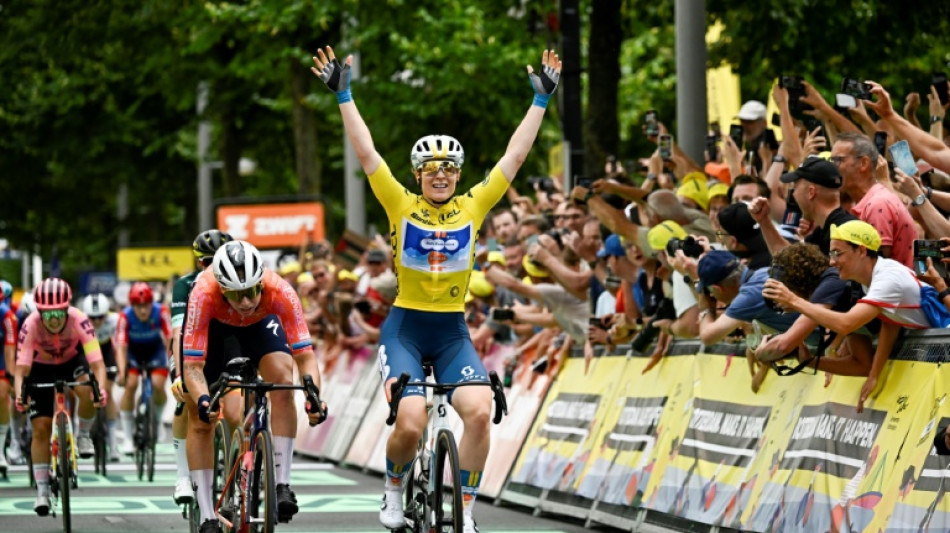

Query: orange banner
[217,202,325,249]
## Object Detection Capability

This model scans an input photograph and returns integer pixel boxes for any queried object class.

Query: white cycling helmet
[19,292,36,316]
[410,135,464,169]
[81,293,111,318]
[213,240,264,291]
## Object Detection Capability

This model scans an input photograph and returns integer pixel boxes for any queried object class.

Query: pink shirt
[16,307,102,366]
[850,183,915,268]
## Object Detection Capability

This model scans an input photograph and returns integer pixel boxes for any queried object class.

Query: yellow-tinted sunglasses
[223,284,263,302]
[418,161,460,176]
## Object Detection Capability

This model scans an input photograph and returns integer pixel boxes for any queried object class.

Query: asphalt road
[0,432,619,533]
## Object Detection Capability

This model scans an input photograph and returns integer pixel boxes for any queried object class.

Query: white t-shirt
[859,257,930,329]
[594,290,617,319]
[672,271,697,318]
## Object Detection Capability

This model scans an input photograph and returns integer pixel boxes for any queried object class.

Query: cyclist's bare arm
[183,360,209,402]
[293,348,322,389]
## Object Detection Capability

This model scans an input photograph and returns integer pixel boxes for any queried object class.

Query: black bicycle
[209,357,327,533]
[91,364,116,476]
[133,362,162,482]
[386,366,507,533]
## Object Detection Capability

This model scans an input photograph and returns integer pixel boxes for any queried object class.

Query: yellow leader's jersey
[368,160,509,312]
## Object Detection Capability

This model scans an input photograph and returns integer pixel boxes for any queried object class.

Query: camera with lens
[631,299,676,353]
[665,235,704,259]
[764,264,786,313]
[528,176,556,194]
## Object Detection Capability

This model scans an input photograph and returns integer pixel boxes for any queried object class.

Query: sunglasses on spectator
[41,309,67,321]
[223,283,263,302]
[418,161,460,176]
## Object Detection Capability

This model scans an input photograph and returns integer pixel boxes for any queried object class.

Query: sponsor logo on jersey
[399,219,472,274]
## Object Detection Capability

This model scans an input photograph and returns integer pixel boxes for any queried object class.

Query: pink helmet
[128,282,154,305]
[34,278,72,310]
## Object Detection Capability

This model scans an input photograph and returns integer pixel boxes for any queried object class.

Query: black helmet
[193,229,234,260]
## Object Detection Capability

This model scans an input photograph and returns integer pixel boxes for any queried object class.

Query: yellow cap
[521,276,534,285]
[817,150,832,160]
[830,220,881,252]
[337,269,360,282]
[279,261,302,275]
[708,182,730,200]
[468,270,495,298]
[296,272,315,284]
[487,251,506,267]
[647,221,688,253]
[677,173,710,211]
[522,255,549,278]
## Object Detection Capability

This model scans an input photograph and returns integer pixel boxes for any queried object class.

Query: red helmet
[128,282,154,305]
[34,278,72,310]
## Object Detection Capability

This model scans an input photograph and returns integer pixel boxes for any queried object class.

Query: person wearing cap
[763,220,931,411]
[676,172,710,212]
[646,221,701,342]
[737,100,769,147]
[707,183,731,223]
[749,156,858,256]
[693,250,798,347]
[716,202,773,270]
[356,247,392,296]
[831,132,915,267]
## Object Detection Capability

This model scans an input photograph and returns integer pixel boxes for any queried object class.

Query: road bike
[91,364,116,476]
[210,357,327,533]
[22,371,102,533]
[385,365,507,533]
[132,362,162,482]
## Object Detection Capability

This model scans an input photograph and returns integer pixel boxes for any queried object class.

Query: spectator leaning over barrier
[755,243,874,377]
[832,132,916,267]
[762,220,934,412]
[692,250,800,391]
[646,221,700,342]
[751,157,858,256]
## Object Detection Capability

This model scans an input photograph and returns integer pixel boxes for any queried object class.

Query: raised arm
[497,50,562,182]
[312,46,382,175]
[866,81,950,173]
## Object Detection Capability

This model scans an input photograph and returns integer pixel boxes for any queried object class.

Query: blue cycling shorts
[127,341,168,375]
[377,307,487,401]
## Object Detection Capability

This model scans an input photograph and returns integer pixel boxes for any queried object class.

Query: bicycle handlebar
[21,371,102,405]
[385,371,508,426]
[206,371,328,427]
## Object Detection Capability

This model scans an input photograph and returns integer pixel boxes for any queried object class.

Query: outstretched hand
[312,46,353,102]
[527,50,562,107]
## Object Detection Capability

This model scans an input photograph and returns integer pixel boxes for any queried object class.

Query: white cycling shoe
[463,515,479,533]
[379,488,406,529]
[174,476,194,504]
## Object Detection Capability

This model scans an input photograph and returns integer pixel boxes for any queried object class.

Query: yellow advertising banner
[507,354,629,492]
[705,21,741,134]
[117,247,194,281]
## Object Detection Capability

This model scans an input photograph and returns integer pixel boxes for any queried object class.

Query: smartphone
[658,134,673,160]
[490,308,516,322]
[525,235,540,248]
[589,317,607,330]
[934,73,949,107]
[729,124,744,149]
[705,133,719,161]
[575,176,593,189]
[771,112,782,127]
[888,140,918,176]
[644,110,659,137]
[355,300,372,315]
[487,238,499,252]
[835,93,857,109]
[842,77,873,100]
[873,131,888,157]
[780,75,812,112]
[762,129,779,151]
[914,240,949,278]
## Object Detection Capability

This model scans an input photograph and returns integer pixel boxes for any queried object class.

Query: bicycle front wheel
[146,396,157,482]
[57,414,72,533]
[221,427,245,533]
[248,431,276,533]
[93,409,107,476]
[432,429,462,533]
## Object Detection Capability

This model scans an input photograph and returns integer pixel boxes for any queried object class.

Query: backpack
[919,283,950,328]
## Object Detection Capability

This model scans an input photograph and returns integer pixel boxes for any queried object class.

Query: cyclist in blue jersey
[115,282,172,454]
[313,45,560,533]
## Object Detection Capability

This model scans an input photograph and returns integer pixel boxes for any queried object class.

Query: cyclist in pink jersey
[182,241,324,533]
[12,278,107,515]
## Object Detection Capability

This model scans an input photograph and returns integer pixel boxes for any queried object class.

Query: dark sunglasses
[41,309,67,321]
[223,284,263,302]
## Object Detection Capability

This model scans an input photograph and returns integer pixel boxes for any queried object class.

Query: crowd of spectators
[277,76,950,412]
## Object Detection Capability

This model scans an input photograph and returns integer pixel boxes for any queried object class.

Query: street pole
[344,53,366,236]
[675,0,707,165]
[560,0,584,182]
[197,81,213,232]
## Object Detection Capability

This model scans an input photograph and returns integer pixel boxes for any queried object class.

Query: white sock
[78,416,95,437]
[273,436,294,485]
[173,438,190,480]
[107,419,117,454]
[121,410,134,439]
[34,463,50,497]
[192,468,215,522]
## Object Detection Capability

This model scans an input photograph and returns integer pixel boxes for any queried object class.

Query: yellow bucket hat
[677,172,710,210]
[830,220,881,252]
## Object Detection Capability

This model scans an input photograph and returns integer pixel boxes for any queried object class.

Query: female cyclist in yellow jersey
[313,45,560,533]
